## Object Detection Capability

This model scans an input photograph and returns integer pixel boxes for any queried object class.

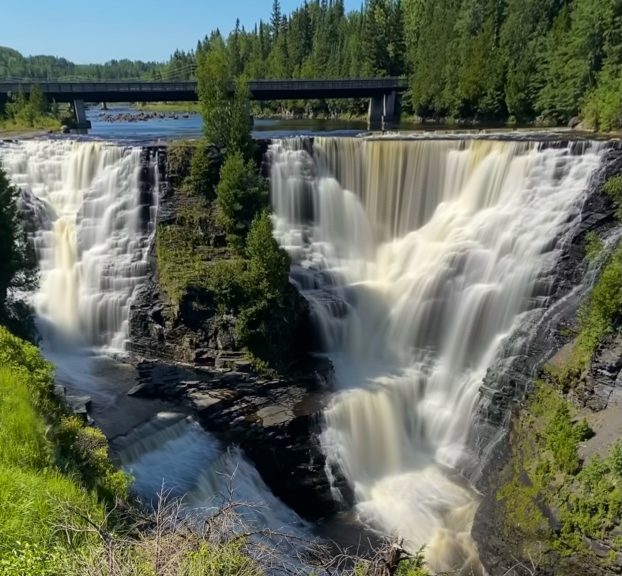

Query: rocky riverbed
[98,111,196,123]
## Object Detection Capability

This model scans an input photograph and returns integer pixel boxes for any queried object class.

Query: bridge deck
[0,79,407,103]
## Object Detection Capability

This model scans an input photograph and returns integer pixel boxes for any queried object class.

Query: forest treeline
[2,0,621,129]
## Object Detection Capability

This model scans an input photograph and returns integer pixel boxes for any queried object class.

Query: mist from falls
[270,137,605,573]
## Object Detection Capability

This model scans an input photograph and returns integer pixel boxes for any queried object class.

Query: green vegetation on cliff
[498,380,622,572]
[156,144,305,369]
[497,221,622,573]
[0,167,35,336]
[155,40,308,370]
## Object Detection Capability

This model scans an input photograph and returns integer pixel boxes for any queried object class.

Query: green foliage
[0,168,30,313]
[1,86,60,131]
[246,210,290,291]
[189,140,222,201]
[394,549,430,576]
[0,326,56,413]
[0,46,164,81]
[499,368,622,570]
[544,404,590,474]
[204,260,249,312]
[216,151,269,252]
[604,175,622,220]
[197,41,253,157]
[0,329,107,563]
[584,230,604,262]
[0,167,36,337]
[575,243,622,367]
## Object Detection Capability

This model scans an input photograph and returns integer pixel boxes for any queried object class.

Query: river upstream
[0,116,609,574]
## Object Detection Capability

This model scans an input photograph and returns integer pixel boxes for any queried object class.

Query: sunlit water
[84,106,367,141]
[270,137,605,573]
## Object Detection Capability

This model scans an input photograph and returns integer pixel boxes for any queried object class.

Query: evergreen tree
[271,0,282,40]
[216,152,269,252]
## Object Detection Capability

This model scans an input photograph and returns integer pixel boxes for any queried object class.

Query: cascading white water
[0,139,155,351]
[271,137,605,573]
[0,139,310,563]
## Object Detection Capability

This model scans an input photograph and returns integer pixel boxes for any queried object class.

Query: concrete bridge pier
[368,91,400,131]
[72,99,91,129]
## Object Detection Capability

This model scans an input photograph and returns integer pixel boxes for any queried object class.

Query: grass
[0,325,270,575]
[0,333,105,568]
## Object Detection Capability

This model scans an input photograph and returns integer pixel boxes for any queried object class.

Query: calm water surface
[86,105,369,141]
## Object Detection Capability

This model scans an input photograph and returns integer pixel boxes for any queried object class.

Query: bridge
[0,78,407,130]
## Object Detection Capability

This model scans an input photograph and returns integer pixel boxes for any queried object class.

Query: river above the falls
[81,104,547,142]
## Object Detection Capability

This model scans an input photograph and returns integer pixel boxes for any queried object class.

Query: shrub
[189,140,222,200]
[205,259,249,312]
[544,404,589,475]
[604,175,622,220]
[216,152,269,252]
[246,211,290,297]
[584,230,603,262]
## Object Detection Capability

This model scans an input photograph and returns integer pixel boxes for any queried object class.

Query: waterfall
[0,139,310,562]
[0,139,156,351]
[270,137,605,573]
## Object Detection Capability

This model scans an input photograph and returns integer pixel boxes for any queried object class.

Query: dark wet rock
[66,394,92,417]
[131,356,348,519]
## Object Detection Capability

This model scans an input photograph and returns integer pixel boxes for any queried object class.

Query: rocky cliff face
[472,142,622,576]
[128,144,344,520]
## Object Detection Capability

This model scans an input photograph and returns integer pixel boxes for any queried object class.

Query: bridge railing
[0,81,198,94]
[0,78,407,94]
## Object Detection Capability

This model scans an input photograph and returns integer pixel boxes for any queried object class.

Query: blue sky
[2,0,360,63]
